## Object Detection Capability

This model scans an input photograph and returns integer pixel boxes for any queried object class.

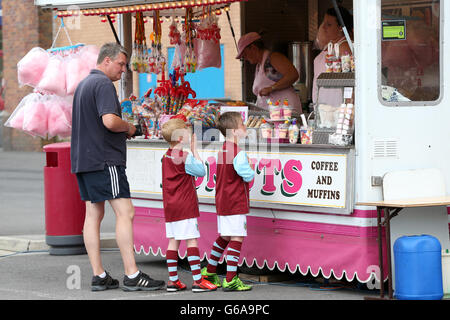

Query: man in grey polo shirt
[71,42,164,292]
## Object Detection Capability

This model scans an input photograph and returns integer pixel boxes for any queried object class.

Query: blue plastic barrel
[394,235,443,300]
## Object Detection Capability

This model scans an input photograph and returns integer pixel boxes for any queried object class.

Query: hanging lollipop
[184,7,197,73]
[169,18,181,45]
[131,11,147,73]
[148,31,156,73]
[154,67,173,114]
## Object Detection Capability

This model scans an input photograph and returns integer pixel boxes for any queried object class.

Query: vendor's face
[318,14,343,45]
[241,44,260,65]
[104,53,128,81]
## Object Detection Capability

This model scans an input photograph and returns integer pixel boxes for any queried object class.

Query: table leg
[377,207,384,298]
[385,208,394,299]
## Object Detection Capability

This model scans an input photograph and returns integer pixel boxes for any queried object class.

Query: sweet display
[169,18,181,46]
[184,8,197,73]
[282,99,293,119]
[8,5,226,142]
[121,93,160,139]
[325,43,335,73]
[335,103,354,135]
[121,5,229,142]
[268,100,282,120]
[278,121,289,139]
[341,53,351,73]
[260,119,273,139]
[324,41,354,74]
[329,103,354,146]
[300,126,312,144]
[257,116,310,144]
[288,119,299,144]
[180,100,220,129]
[121,92,221,140]
[299,114,312,145]
[149,10,167,75]
[130,11,151,74]
[130,4,223,76]
[245,115,263,128]
[268,98,294,121]
[196,9,222,70]
[260,98,303,143]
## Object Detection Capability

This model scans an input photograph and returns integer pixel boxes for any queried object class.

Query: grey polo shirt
[70,69,126,173]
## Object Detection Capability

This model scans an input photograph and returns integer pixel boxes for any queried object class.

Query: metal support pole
[117,13,133,101]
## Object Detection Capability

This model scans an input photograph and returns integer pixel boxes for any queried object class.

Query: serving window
[379,0,441,105]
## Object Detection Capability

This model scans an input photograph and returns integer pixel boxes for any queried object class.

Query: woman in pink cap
[236,32,302,113]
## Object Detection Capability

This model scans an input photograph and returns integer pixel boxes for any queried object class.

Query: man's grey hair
[97,42,128,65]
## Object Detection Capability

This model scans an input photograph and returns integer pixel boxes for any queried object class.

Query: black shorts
[76,165,131,203]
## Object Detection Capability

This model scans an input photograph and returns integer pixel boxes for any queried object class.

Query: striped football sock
[166,250,179,282]
[207,236,230,274]
[226,241,242,282]
[187,247,202,283]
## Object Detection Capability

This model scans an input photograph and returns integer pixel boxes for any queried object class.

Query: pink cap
[235,32,261,59]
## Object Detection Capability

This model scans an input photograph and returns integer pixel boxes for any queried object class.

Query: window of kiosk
[378,0,441,106]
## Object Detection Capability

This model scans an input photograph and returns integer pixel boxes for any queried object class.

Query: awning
[34,0,247,17]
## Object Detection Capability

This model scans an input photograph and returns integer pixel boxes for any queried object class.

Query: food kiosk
[33,0,450,288]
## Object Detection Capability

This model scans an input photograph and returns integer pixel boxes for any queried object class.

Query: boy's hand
[190,133,197,153]
[191,133,203,161]
[247,155,255,170]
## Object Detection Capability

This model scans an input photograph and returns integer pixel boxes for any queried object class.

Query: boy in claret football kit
[161,118,217,293]
[201,111,255,291]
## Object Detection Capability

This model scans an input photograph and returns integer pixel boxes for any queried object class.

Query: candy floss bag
[22,93,49,138]
[47,95,72,138]
[59,95,74,124]
[65,50,90,95]
[195,38,221,70]
[171,41,187,70]
[37,53,67,97]
[195,14,221,70]
[66,45,99,95]
[78,45,100,71]
[4,93,35,134]
[17,47,50,88]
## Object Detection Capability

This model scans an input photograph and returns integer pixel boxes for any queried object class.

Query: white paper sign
[219,106,248,123]
[344,87,353,99]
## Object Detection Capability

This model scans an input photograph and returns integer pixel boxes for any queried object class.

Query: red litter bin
[43,142,86,255]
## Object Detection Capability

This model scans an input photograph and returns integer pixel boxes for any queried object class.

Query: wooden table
[357,196,450,300]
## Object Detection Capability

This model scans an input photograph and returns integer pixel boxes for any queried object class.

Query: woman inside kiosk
[312,6,353,108]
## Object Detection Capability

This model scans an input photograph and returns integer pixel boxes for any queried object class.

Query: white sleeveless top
[253,50,302,112]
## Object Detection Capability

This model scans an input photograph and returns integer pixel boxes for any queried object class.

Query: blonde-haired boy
[160,118,217,292]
